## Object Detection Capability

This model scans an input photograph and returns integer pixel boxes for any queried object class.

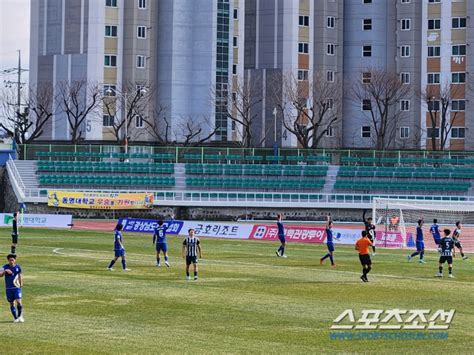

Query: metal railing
[6,155,26,200]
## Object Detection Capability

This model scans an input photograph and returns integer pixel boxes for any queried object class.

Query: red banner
[249,224,326,243]
[375,231,404,248]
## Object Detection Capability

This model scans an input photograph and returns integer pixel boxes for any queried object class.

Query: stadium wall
[0,167,4,212]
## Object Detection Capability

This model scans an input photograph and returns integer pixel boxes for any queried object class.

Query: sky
[0,0,30,81]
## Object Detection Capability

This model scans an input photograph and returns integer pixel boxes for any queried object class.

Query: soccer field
[0,227,473,354]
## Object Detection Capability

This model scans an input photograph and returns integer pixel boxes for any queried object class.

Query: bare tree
[212,75,263,147]
[57,80,101,143]
[137,105,172,144]
[421,81,462,151]
[0,84,54,144]
[178,115,219,146]
[352,68,411,150]
[272,70,341,149]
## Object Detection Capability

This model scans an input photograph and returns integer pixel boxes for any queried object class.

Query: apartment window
[363,19,372,31]
[428,19,441,30]
[136,55,146,68]
[362,72,371,84]
[364,0,372,3]
[427,128,440,138]
[452,45,466,56]
[362,45,372,57]
[103,85,116,96]
[400,100,410,111]
[103,115,115,127]
[452,100,466,112]
[362,99,372,111]
[136,84,147,97]
[106,0,117,7]
[401,19,411,31]
[135,115,144,128]
[452,17,467,29]
[104,55,117,67]
[428,46,441,57]
[401,0,411,3]
[400,45,410,57]
[327,16,335,29]
[298,42,309,53]
[232,64,237,75]
[400,127,410,139]
[297,70,308,81]
[428,100,440,111]
[451,128,466,138]
[326,70,335,82]
[233,36,238,47]
[452,72,466,83]
[299,15,309,27]
[400,72,410,84]
[327,43,335,55]
[137,26,147,39]
[361,126,371,138]
[427,73,440,84]
[326,126,334,137]
[138,0,146,9]
[105,25,118,37]
[233,9,238,19]
[428,0,440,2]
[327,99,334,110]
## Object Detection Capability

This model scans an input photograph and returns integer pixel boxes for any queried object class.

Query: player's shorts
[416,241,425,252]
[186,256,198,265]
[6,288,21,302]
[367,235,374,243]
[454,241,462,249]
[114,249,125,257]
[278,235,286,243]
[359,254,372,266]
[439,255,453,264]
[155,242,168,253]
[11,233,18,244]
[327,242,335,252]
[433,238,441,245]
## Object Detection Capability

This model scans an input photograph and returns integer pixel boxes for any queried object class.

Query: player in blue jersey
[430,219,442,249]
[436,229,455,278]
[153,220,170,267]
[320,215,336,266]
[0,254,24,323]
[407,219,426,263]
[182,229,202,280]
[107,223,129,271]
[275,213,287,258]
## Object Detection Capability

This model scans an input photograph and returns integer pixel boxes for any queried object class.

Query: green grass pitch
[0,227,473,354]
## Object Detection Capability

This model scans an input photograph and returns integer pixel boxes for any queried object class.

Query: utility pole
[1,50,28,147]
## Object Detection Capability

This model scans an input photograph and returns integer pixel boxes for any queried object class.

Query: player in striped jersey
[453,221,468,260]
[436,229,455,278]
[182,229,202,280]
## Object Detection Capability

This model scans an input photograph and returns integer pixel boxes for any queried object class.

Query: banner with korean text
[249,224,326,244]
[0,213,72,228]
[47,191,153,210]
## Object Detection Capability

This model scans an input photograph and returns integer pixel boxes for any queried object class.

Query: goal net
[372,198,474,249]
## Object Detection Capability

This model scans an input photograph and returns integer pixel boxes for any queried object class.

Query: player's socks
[410,252,419,258]
[17,304,22,318]
[11,246,16,254]
[194,271,198,280]
[186,271,190,277]
[321,253,330,261]
[280,247,285,256]
[10,305,17,319]
[439,266,443,274]
[329,255,335,265]
[420,251,424,259]
[121,259,127,270]
[164,256,170,267]
[448,266,452,275]
[157,257,161,266]
[108,260,116,269]
[460,252,465,258]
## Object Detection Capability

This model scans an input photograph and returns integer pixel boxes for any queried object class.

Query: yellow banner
[47,191,153,210]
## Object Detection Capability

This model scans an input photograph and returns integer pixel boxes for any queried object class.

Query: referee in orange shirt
[355,230,373,282]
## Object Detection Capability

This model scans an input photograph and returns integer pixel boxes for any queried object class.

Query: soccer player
[407,219,426,263]
[153,220,170,267]
[453,221,468,260]
[107,223,129,271]
[430,219,442,249]
[436,229,455,278]
[0,254,24,322]
[355,231,373,282]
[363,209,376,256]
[11,211,19,254]
[320,215,336,266]
[182,229,202,280]
[275,213,287,258]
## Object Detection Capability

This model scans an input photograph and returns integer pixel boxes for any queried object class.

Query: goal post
[372,198,474,248]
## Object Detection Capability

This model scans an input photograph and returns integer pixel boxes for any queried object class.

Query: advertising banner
[182,221,252,239]
[118,218,184,235]
[249,224,326,244]
[375,231,405,248]
[48,191,153,210]
[0,213,72,228]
